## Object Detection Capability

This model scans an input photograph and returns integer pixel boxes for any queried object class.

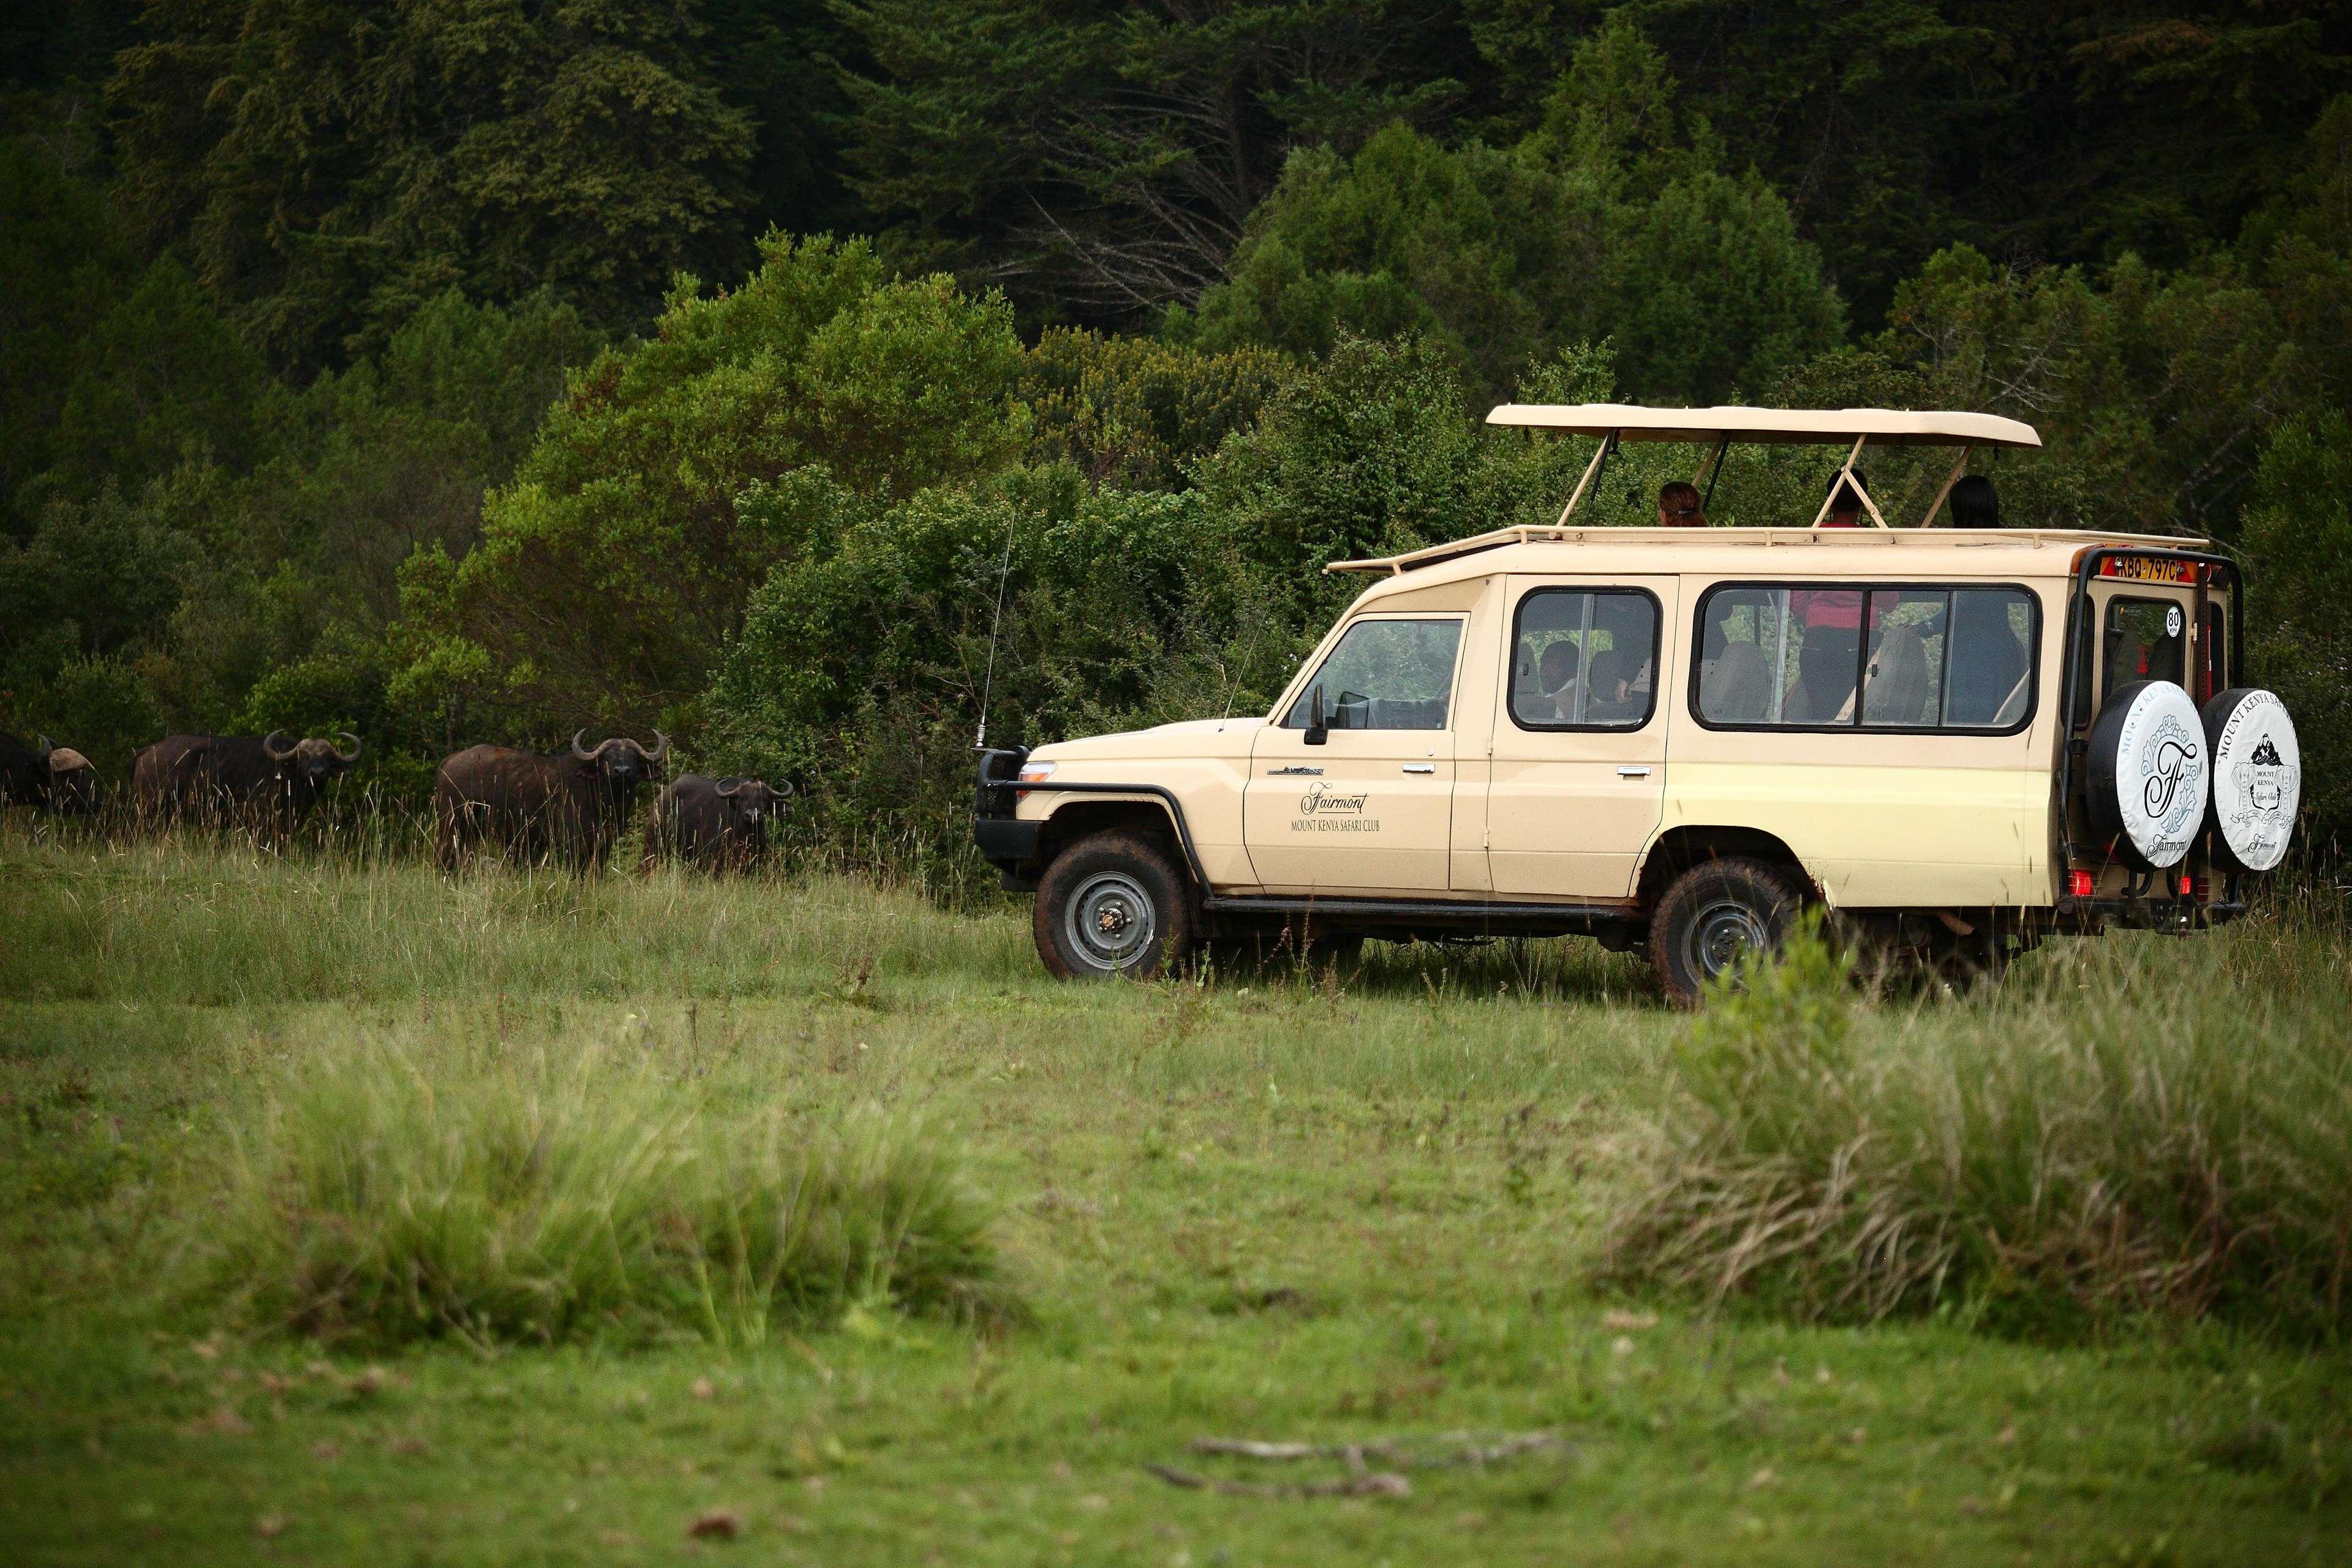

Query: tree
[0,136,136,531]
[41,254,267,503]
[1022,327,1290,489]
[111,0,758,372]
[254,289,603,630]
[835,0,1479,325]
[391,233,1028,737]
[2239,411,2352,856]
[1177,22,1846,402]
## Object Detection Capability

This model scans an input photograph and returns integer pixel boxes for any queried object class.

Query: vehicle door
[1485,578,1677,900]
[1244,614,1466,893]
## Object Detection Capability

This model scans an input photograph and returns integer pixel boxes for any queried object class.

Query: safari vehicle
[974,405,2304,1003]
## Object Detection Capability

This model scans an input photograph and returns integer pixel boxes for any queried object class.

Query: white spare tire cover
[2084,680,2211,870]
[2201,687,2301,872]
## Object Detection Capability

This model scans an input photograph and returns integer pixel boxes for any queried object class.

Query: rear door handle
[1403,764,1436,774]
[1616,765,1653,778]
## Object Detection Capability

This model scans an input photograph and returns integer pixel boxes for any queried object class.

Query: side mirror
[1304,684,1328,746]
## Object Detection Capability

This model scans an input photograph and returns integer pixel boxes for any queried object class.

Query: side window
[2105,596,2187,697]
[1510,589,1659,729]
[1945,589,2034,727]
[1282,618,1463,731]
[1696,584,2036,731]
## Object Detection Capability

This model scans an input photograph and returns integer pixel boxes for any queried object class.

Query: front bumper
[973,746,1041,889]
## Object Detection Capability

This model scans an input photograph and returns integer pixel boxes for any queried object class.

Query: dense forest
[5,1,2351,877]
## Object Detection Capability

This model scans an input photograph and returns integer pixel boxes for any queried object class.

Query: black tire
[1648,857,1807,1008]
[1033,832,1194,980]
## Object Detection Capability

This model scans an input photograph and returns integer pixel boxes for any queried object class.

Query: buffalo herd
[1,725,791,876]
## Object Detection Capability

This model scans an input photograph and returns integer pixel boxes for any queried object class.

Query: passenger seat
[1864,624,1933,725]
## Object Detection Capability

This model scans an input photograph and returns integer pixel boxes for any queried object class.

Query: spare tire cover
[2084,680,2211,870]
[2202,687,2301,872]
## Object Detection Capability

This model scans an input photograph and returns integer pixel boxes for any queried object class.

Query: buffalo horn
[333,731,363,763]
[715,777,744,797]
[263,729,298,761]
[572,729,599,761]
[646,730,671,766]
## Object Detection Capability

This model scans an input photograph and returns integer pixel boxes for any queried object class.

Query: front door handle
[1616,765,1653,778]
[1266,766,1322,776]
[1403,764,1436,775]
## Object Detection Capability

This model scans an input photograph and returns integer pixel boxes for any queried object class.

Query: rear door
[1485,577,1677,899]
[1243,614,1465,893]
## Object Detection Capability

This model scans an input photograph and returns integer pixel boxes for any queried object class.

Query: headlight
[1016,759,1058,784]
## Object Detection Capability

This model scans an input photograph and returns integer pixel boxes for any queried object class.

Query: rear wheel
[1649,857,1807,1008]
[1034,832,1193,980]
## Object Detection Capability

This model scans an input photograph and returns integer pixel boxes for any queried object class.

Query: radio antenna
[974,505,1019,750]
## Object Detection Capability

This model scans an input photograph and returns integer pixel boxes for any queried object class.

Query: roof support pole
[1918,444,1972,527]
[1809,435,1890,529]
[1695,434,1731,512]
[1555,431,1615,526]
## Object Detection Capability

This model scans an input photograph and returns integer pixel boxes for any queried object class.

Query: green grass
[4,824,2350,1564]
[1605,913,2352,1338]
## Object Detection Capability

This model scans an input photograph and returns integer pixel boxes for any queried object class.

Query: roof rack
[1326,524,2201,575]
[1482,403,2044,533]
[1486,404,2041,448]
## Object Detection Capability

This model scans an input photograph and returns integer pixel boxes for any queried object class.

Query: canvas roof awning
[1485,404,2042,450]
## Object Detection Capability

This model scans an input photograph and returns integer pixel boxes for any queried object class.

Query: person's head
[1825,468,1870,526]
[1950,473,2000,529]
[1657,481,1705,527]
[1538,641,1580,693]
[1588,649,1634,706]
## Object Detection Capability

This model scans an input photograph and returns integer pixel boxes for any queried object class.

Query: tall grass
[180,1032,1006,1348]
[1604,903,2352,1341]
[0,824,1034,1004]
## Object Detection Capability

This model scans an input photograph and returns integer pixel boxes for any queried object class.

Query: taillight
[2068,869,2096,900]
[2178,872,2194,897]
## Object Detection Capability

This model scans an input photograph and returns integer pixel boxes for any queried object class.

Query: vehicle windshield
[1283,618,1463,730]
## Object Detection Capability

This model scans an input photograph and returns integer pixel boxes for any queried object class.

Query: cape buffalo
[130,731,361,830]
[641,774,791,873]
[0,733,99,814]
[434,731,669,870]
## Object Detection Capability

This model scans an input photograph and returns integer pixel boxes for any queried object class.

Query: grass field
[3,823,2348,1566]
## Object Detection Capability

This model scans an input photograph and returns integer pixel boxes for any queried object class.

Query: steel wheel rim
[1687,898,1770,984]
[1065,871,1156,971]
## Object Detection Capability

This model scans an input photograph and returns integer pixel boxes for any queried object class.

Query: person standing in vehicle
[1821,470,1869,528]
[1792,471,1874,718]
[1657,481,1707,527]
[1950,473,2000,528]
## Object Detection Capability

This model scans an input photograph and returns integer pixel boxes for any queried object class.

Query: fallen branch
[1146,1431,1566,1499]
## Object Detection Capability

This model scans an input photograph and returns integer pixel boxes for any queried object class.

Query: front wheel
[1034,833,1194,980]
[1648,857,1807,1008]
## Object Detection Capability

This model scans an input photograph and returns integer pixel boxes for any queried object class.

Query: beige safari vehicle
[975,405,2304,1003]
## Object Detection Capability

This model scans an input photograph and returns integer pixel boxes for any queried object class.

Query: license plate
[2099,556,2199,584]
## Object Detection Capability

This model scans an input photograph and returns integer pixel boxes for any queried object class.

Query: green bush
[186,1035,1005,1348]
[1605,909,2352,1341]
[1176,22,1845,404]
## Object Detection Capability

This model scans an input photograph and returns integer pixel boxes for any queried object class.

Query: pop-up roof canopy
[1481,403,2042,532]
[1485,404,2042,449]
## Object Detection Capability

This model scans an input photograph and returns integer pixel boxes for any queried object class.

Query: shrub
[1605,910,2352,1341]
[185,1036,1005,1348]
